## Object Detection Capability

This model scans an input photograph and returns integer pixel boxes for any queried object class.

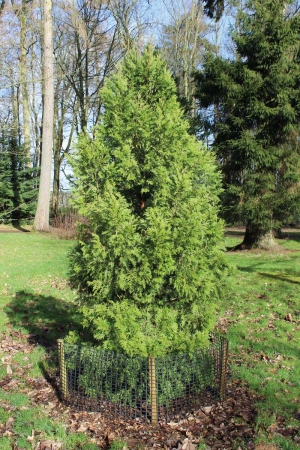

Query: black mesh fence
[58,335,228,424]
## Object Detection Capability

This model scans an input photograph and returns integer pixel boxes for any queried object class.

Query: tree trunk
[51,148,60,216]
[239,222,280,250]
[11,71,21,223]
[19,0,31,166]
[33,0,54,232]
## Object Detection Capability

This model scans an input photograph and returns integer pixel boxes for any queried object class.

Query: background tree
[69,48,228,356]
[159,0,211,121]
[203,0,225,19]
[33,0,54,231]
[195,0,300,249]
[0,2,38,223]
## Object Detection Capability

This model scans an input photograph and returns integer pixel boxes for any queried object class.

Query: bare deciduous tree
[33,0,54,231]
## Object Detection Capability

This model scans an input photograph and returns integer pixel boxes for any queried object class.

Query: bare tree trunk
[10,68,21,222]
[51,151,60,216]
[33,0,54,231]
[19,0,31,166]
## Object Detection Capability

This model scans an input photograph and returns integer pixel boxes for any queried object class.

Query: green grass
[1,229,300,448]
[222,230,300,447]
[0,231,95,449]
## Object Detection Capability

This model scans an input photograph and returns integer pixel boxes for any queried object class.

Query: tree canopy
[69,48,228,356]
[195,0,300,248]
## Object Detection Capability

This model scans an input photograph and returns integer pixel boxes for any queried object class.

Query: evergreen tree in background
[0,133,38,224]
[0,135,14,221]
[195,0,300,249]
[69,48,228,356]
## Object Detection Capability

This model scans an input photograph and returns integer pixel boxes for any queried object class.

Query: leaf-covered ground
[0,326,258,450]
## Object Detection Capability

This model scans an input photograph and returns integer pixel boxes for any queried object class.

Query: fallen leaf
[27,429,35,442]
[76,423,88,432]
[202,406,212,414]
[5,417,14,429]
[182,438,196,450]
[37,440,62,450]
[3,430,12,437]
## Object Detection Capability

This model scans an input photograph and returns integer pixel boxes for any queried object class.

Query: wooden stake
[57,339,68,399]
[149,356,158,426]
[220,339,228,401]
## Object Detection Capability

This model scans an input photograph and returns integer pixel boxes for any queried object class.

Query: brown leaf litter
[0,329,299,449]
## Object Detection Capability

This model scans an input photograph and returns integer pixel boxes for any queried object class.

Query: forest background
[1,0,300,248]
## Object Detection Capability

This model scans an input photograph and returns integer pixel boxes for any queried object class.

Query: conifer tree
[0,135,14,221]
[0,133,37,224]
[69,48,228,356]
[195,0,300,249]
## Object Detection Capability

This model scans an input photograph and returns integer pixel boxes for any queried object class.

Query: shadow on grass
[225,230,245,237]
[259,272,300,285]
[5,290,85,349]
[12,222,31,232]
[5,290,91,395]
[236,262,300,285]
[281,229,300,242]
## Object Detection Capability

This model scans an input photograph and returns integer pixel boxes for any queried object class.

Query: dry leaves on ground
[1,329,299,449]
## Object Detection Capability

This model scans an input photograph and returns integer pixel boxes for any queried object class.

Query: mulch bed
[0,329,260,449]
[1,329,299,449]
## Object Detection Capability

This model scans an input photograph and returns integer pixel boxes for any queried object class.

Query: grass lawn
[0,228,300,448]
[223,229,300,448]
[0,231,98,449]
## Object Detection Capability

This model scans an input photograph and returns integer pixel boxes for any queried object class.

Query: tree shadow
[237,263,300,285]
[225,230,245,237]
[5,290,89,393]
[12,222,31,232]
[5,290,84,349]
[259,272,300,285]
[281,229,300,243]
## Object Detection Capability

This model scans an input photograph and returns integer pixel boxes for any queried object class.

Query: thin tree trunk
[11,70,21,222]
[51,151,60,216]
[33,0,54,231]
[19,0,31,166]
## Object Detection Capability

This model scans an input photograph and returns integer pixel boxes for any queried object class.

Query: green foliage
[0,135,14,219]
[0,134,38,224]
[69,47,228,356]
[203,0,224,20]
[195,0,300,243]
[65,343,216,406]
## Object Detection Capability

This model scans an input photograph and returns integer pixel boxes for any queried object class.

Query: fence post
[220,338,228,401]
[149,356,158,426]
[57,339,68,399]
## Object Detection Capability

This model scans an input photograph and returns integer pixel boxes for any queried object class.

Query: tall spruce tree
[69,48,228,356]
[195,0,300,249]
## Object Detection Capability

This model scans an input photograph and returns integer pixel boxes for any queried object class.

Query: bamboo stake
[57,339,68,399]
[149,356,158,426]
[220,339,228,401]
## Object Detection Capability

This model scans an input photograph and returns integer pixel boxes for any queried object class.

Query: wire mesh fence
[57,335,228,425]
